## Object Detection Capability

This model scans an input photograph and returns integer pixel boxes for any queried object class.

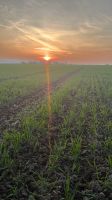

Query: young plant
[71,136,82,161]
[0,143,13,167]
[64,175,75,200]
[107,155,112,169]
[48,139,67,171]
[71,136,82,172]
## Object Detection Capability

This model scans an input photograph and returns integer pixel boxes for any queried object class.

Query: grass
[107,156,112,169]
[0,65,112,199]
[0,64,79,105]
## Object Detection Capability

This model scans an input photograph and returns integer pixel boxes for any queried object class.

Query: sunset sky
[0,0,112,63]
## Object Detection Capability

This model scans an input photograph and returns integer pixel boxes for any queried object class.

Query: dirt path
[0,69,81,133]
[0,76,82,200]
[0,71,112,200]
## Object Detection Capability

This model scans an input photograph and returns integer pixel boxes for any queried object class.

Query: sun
[43,55,51,61]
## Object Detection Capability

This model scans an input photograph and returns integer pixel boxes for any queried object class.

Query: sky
[0,0,112,64]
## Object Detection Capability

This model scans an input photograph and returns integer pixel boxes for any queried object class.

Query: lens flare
[44,62,52,151]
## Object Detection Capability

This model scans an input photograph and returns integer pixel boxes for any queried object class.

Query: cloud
[0,0,112,63]
[0,18,106,59]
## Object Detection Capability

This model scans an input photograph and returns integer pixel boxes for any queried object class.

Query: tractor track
[0,69,81,133]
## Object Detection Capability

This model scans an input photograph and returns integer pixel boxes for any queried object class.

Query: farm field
[0,64,112,200]
[0,64,79,105]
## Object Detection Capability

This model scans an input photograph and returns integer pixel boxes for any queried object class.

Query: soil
[0,69,80,133]
[0,70,112,200]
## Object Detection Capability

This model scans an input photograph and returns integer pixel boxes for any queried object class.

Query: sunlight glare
[43,55,51,61]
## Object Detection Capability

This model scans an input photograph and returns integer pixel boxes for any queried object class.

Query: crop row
[0,66,112,199]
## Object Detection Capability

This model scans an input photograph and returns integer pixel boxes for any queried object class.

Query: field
[0,64,112,200]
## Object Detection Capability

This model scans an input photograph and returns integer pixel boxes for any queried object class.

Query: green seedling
[107,155,112,169]
[64,175,75,200]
